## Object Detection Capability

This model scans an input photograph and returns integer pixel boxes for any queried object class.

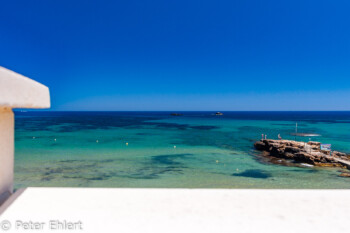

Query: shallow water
[14,111,350,189]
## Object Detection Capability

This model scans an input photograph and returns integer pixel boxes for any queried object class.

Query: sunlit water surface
[14,111,350,189]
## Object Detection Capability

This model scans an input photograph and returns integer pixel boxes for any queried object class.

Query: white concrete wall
[1,188,350,233]
[0,108,14,203]
[0,67,50,109]
[0,67,50,204]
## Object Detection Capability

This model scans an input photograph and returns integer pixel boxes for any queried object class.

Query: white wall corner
[0,67,50,204]
[0,67,50,109]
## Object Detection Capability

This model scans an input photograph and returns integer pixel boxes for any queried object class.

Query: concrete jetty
[254,139,350,169]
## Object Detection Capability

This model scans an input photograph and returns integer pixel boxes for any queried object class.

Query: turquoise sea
[14,111,350,189]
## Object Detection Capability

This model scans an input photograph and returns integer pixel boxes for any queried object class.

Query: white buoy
[54,138,57,142]
[96,140,99,143]
[174,145,176,149]
[216,160,219,163]
[32,137,35,139]
[126,142,128,146]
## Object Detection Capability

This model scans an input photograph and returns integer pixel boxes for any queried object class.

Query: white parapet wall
[1,188,350,233]
[0,67,50,204]
[0,108,14,203]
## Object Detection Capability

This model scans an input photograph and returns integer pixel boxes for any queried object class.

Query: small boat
[290,133,321,137]
[215,112,223,116]
[300,163,314,167]
[170,113,183,116]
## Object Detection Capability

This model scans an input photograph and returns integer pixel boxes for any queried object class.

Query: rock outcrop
[254,139,350,168]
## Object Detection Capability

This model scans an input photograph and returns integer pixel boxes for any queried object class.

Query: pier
[254,139,350,169]
[304,143,350,168]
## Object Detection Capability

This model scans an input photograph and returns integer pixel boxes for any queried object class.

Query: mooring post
[0,67,50,204]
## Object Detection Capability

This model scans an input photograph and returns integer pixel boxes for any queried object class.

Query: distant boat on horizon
[170,113,183,116]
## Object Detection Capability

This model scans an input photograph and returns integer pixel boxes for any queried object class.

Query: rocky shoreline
[254,139,350,170]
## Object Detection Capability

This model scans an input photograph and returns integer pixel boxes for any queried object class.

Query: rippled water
[14,111,350,189]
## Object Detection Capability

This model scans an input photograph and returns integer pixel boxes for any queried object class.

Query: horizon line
[14,110,350,112]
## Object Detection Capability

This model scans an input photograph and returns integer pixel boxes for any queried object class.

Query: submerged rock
[339,172,350,177]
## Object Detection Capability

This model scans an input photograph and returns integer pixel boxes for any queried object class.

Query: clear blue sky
[1,0,349,111]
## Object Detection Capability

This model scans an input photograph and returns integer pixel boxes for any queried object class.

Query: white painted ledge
[0,67,50,109]
[1,188,350,233]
